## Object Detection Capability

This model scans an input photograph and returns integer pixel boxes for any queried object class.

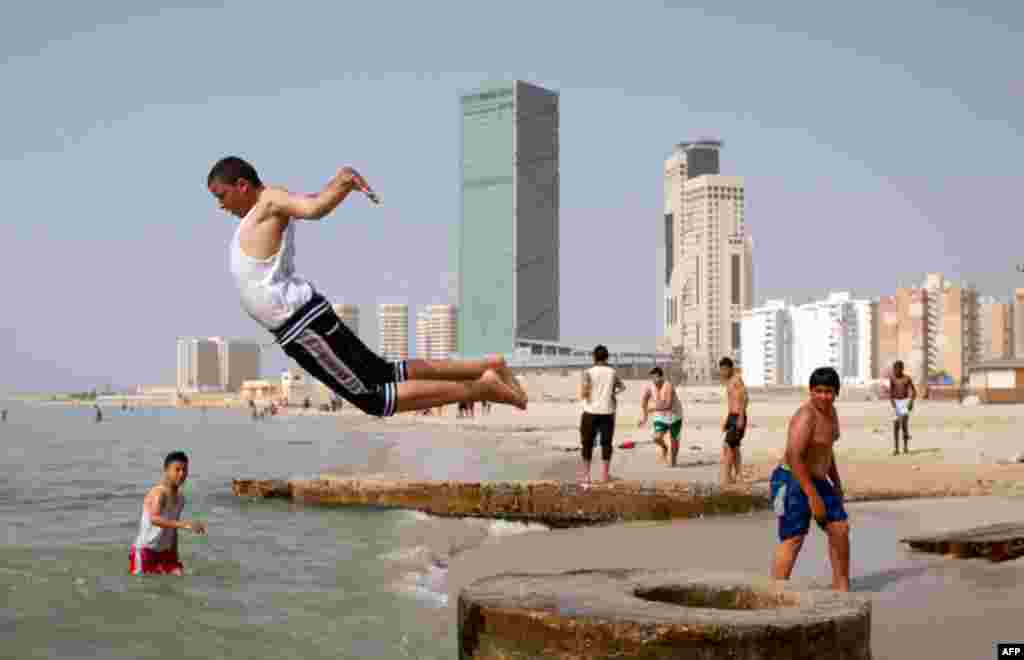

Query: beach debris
[961,395,981,406]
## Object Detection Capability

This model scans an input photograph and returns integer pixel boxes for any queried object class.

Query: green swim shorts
[652,418,682,440]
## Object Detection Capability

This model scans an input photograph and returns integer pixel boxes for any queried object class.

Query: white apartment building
[662,140,753,382]
[740,300,790,386]
[378,303,409,360]
[742,292,876,387]
[415,304,459,359]
[415,310,431,358]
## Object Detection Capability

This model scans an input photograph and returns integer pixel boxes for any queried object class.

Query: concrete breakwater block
[459,570,871,659]
[231,479,771,528]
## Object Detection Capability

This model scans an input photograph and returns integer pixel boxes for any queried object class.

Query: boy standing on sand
[130,451,207,576]
[889,360,917,455]
[718,357,748,484]
[638,367,683,466]
[207,156,526,417]
[578,345,626,484]
[769,367,850,592]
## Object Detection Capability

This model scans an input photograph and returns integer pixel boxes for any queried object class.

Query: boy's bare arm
[264,167,364,220]
[639,387,650,423]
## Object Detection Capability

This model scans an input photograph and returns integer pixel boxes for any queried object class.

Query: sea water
[0,400,544,659]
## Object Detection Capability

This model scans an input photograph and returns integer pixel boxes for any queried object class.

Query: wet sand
[446,496,1024,660]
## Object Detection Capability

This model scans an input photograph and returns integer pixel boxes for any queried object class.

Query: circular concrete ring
[459,569,871,659]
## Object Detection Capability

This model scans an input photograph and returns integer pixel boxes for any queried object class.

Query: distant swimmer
[1,409,7,422]
[130,451,207,576]
[94,405,103,423]
[207,156,526,417]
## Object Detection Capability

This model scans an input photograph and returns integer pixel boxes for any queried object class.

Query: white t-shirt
[581,364,622,415]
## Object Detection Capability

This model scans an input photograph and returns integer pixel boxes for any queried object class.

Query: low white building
[740,300,790,386]
[741,292,876,387]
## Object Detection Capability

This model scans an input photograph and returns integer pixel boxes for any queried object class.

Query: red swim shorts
[129,546,184,575]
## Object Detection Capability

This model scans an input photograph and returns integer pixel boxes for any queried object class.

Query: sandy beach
[300,377,1024,659]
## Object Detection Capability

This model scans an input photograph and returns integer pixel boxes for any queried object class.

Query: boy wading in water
[770,367,850,592]
[130,452,207,576]
[888,360,916,455]
[207,157,526,417]
[639,367,683,466]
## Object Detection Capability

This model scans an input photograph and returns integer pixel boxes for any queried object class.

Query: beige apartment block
[978,297,1012,361]
[662,141,752,383]
[378,304,409,360]
[877,295,900,378]
[175,337,220,392]
[895,287,930,385]
[922,273,980,384]
[217,339,261,393]
[426,304,458,359]
[415,310,430,358]
[332,304,360,336]
[1011,288,1019,358]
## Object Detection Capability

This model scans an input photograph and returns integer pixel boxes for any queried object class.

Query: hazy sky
[2,1,1021,391]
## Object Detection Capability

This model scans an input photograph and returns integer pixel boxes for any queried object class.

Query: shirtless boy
[130,451,207,576]
[769,367,850,592]
[889,360,917,455]
[718,357,748,484]
[639,367,683,466]
[207,157,526,417]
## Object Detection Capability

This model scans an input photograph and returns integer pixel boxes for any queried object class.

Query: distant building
[662,141,752,382]
[979,296,1013,361]
[415,310,431,358]
[378,303,409,360]
[332,304,360,336]
[922,272,980,384]
[176,338,220,392]
[213,338,261,393]
[457,80,560,356]
[740,300,790,387]
[1014,289,1024,358]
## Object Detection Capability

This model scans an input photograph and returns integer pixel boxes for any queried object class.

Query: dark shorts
[724,413,746,448]
[770,465,848,541]
[580,412,615,462]
[274,294,408,417]
[129,546,183,575]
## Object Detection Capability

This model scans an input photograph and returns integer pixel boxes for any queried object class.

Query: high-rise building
[415,310,431,358]
[332,304,360,336]
[457,80,559,357]
[662,140,752,382]
[922,273,980,383]
[979,297,1013,361]
[213,338,261,393]
[415,304,459,359]
[740,300,790,387]
[1014,289,1024,358]
[789,293,862,387]
[877,295,900,378]
[378,303,409,360]
[853,299,879,383]
[176,337,220,392]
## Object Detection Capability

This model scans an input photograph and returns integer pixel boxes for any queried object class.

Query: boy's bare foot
[494,362,528,408]
[479,370,526,410]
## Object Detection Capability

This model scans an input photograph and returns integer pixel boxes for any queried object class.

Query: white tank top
[230,208,314,331]
[134,490,185,551]
[581,365,620,415]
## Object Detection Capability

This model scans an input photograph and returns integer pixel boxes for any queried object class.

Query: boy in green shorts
[639,367,683,466]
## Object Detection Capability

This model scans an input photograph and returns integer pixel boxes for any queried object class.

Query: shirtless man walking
[888,360,917,455]
[769,367,850,591]
[639,367,683,466]
[718,357,748,484]
[207,157,526,417]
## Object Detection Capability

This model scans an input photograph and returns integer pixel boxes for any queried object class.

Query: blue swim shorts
[769,465,847,541]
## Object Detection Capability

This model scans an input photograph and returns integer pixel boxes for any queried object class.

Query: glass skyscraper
[457,80,559,357]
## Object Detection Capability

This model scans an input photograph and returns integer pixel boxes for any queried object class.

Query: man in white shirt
[578,345,626,484]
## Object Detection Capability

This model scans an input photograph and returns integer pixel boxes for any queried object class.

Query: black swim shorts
[724,413,746,448]
[273,293,408,417]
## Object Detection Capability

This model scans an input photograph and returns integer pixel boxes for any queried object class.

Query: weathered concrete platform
[458,569,872,659]
[902,521,1024,561]
[231,478,771,528]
